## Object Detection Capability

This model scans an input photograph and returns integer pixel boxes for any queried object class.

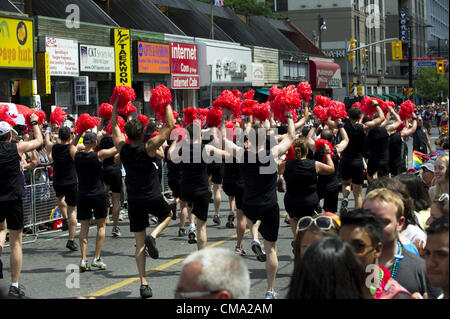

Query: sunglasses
[298,215,334,232]
[174,290,221,299]
[439,193,449,202]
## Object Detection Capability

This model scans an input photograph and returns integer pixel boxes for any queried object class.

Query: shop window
[389,86,395,94]
[89,81,99,106]
[55,81,73,108]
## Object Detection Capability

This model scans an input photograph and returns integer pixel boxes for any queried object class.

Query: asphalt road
[0,126,440,300]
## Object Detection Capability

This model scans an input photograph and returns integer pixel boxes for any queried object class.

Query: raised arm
[401,113,418,138]
[306,124,317,153]
[315,144,335,175]
[44,125,55,154]
[294,102,310,130]
[273,112,295,157]
[363,101,385,133]
[98,146,119,163]
[334,119,349,155]
[146,104,175,158]
[111,96,126,152]
[17,113,43,156]
[385,106,403,135]
[69,132,83,160]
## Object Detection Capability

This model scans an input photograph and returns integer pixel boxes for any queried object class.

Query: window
[389,86,395,94]
[354,0,359,10]
[367,86,372,94]
[276,0,288,11]
[382,86,386,94]
[55,81,73,108]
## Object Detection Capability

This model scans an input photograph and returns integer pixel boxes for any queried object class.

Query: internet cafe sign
[80,45,115,73]
[171,42,199,89]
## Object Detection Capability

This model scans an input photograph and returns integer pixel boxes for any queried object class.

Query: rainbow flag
[412,151,430,170]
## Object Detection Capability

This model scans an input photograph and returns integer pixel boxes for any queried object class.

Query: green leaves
[414,66,449,99]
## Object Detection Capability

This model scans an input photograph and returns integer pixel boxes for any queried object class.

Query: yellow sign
[114,29,132,87]
[37,52,51,95]
[392,41,403,61]
[0,17,34,68]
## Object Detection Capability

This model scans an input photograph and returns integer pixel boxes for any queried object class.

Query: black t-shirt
[52,144,77,185]
[99,136,120,172]
[284,158,319,205]
[387,246,442,298]
[180,142,209,194]
[241,150,278,206]
[164,144,182,183]
[314,148,339,191]
[389,131,403,164]
[412,127,428,153]
[342,122,366,159]
[120,143,161,201]
[0,142,23,201]
[367,126,389,161]
[74,152,105,197]
[223,160,244,185]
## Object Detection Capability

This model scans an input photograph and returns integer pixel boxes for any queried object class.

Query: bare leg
[0,220,6,256]
[67,205,77,242]
[79,220,90,261]
[289,217,298,237]
[94,218,106,260]
[179,201,188,230]
[236,209,246,248]
[213,183,221,216]
[9,229,23,284]
[353,184,364,209]
[111,193,121,229]
[134,230,148,286]
[150,212,173,239]
[342,180,352,198]
[196,219,207,250]
[264,240,278,291]
[228,195,236,214]
[58,197,68,219]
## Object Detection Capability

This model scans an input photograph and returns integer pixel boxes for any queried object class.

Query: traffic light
[362,49,369,65]
[357,85,363,96]
[349,82,355,95]
[403,88,407,97]
[392,41,403,60]
[409,88,413,96]
[437,61,444,74]
[348,38,357,62]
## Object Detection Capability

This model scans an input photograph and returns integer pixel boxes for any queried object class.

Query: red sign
[170,43,198,76]
[309,60,342,89]
[172,76,199,89]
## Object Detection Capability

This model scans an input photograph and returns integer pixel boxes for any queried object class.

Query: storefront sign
[323,49,346,58]
[0,17,34,68]
[114,29,132,87]
[309,59,342,89]
[137,42,170,74]
[399,11,408,41]
[37,52,51,95]
[172,76,199,89]
[252,63,264,87]
[45,37,79,76]
[80,45,115,73]
[74,76,89,105]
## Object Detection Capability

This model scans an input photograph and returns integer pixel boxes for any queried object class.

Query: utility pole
[408,26,413,91]
[210,0,214,40]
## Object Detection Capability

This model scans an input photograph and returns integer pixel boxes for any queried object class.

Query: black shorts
[367,159,390,178]
[103,169,122,194]
[317,187,339,214]
[284,194,321,219]
[53,183,78,207]
[207,163,224,185]
[168,179,183,200]
[77,195,108,221]
[243,203,280,242]
[182,190,211,222]
[223,182,244,210]
[128,196,171,233]
[0,199,24,230]
[340,157,365,185]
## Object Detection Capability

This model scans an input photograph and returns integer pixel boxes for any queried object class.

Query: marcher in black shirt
[112,97,175,299]
[72,132,118,272]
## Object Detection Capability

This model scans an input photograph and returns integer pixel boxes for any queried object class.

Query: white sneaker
[91,258,107,270]
[79,259,91,272]
[265,290,277,299]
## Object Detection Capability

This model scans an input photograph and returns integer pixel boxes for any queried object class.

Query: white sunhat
[0,121,13,136]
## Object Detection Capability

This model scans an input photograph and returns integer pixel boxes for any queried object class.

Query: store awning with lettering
[309,59,342,89]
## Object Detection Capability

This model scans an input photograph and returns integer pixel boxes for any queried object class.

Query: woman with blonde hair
[429,154,449,202]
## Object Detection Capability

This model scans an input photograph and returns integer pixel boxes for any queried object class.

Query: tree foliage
[414,66,449,99]
[198,0,285,19]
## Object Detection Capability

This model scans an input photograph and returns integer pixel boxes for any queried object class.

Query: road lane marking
[87,231,249,298]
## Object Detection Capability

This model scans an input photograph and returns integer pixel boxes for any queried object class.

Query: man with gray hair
[175,247,250,299]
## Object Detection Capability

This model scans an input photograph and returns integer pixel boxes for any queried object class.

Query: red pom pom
[315,138,335,162]
[272,85,302,122]
[252,102,271,122]
[360,96,375,117]
[212,90,241,118]
[171,125,186,142]
[241,99,257,116]
[232,118,242,127]
[231,89,242,99]
[315,95,331,107]
[110,85,136,108]
[150,85,172,114]
[268,85,281,103]
[26,110,46,127]
[397,122,406,132]
[98,103,113,120]
[74,114,99,135]
[196,108,209,124]
[206,107,222,127]
[183,107,197,127]
[328,101,348,120]
[243,90,255,100]
[399,100,415,120]
[118,102,137,118]
[173,111,179,120]
[0,104,17,127]
[352,102,362,109]
[386,101,396,109]
[225,120,236,140]
[106,116,125,135]
[297,82,312,102]
[137,114,149,128]
[50,107,67,126]
[313,105,329,122]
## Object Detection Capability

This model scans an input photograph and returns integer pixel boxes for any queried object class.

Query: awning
[390,93,405,99]
[256,89,269,96]
[383,94,397,100]
[369,94,385,100]
[309,59,342,89]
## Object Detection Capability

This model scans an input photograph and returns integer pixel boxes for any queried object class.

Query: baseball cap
[0,121,13,136]
[421,159,435,173]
